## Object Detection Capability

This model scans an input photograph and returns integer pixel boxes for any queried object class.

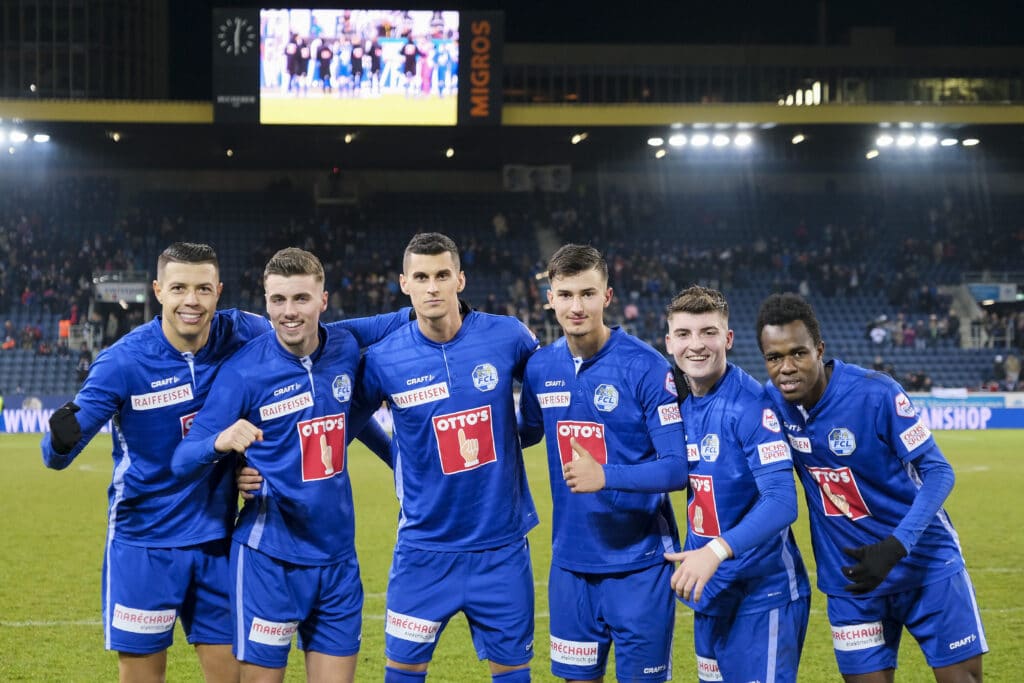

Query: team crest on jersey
[762,408,781,432]
[700,433,720,462]
[895,393,916,418]
[332,374,352,404]
[471,363,499,392]
[593,384,619,412]
[828,427,857,456]
[664,371,677,397]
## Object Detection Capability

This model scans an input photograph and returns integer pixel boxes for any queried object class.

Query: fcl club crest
[828,427,857,456]
[594,384,619,412]
[332,374,352,404]
[700,433,721,462]
[472,363,499,392]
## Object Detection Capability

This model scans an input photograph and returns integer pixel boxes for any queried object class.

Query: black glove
[841,535,907,594]
[48,401,82,455]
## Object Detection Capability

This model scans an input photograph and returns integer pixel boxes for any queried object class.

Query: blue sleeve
[328,308,412,348]
[602,427,688,492]
[720,468,799,557]
[41,348,125,470]
[171,365,248,482]
[892,448,955,554]
[512,318,540,382]
[347,379,392,469]
[518,369,544,448]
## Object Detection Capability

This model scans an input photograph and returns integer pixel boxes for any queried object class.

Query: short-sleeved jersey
[520,328,685,573]
[176,325,367,565]
[765,359,965,596]
[361,311,540,551]
[680,363,810,616]
[40,310,270,547]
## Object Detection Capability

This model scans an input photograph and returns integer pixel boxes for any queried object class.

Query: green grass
[1,431,1019,681]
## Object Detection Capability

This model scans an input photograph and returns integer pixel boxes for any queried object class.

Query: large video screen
[259,9,459,125]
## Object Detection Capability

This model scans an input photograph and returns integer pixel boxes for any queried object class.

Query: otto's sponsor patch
[787,434,812,453]
[688,474,720,537]
[831,622,884,652]
[297,413,346,481]
[550,636,599,666]
[260,391,314,421]
[900,420,932,452]
[180,411,198,438]
[391,382,450,409]
[895,393,916,418]
[248,617,298,646]
[828,427,857,456]
[696,655,723,682]
[658,402,682,426]
[130,384,194,411]
[807,466,871,520]
[537,391,571,409]
[386,610,441,643]
[556,420,607,465]
[111,604,176,634]
[757,439,792,465]
[762,408,781,433]
[433,406,496,474]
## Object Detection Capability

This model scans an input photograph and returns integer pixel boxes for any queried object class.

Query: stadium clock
[217,16,257,57]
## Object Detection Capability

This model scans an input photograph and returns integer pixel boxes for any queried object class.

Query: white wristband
[707,538,730,561]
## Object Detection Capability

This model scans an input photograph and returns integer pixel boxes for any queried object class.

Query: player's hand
[841,535,907,594]
[49,401,82,455]
[214,419,263,455]
[236,465,264,501]
[562,437,605,493]
[664,540,730,602]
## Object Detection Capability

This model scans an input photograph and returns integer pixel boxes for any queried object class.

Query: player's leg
[230,545,302,679]
[384,545,458,678]
[602,562,674,683]
[710,596,811,683]
[826,593,901,682]
[299,556,363,683]
[103,540,186,682]
[181,539,238,683]
[546,564,608,683]
[902,570,986,683]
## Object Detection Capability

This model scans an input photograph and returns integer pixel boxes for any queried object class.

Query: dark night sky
[170,0,1024,99]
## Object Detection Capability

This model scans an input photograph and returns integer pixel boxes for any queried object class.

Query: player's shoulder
[471,311,535,337]
[610,329,670,370]
[834,359,901,400]
[223,328,276,368]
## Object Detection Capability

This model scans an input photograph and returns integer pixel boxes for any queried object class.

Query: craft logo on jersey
[700,433,720,462]
[688,474,721,537]
[472,363,499,392]
[827,427,857,456]
[297,413,346,481]
[664,370,678,397]
[432,406,497,474]
[762,408,781,432]
[593,383,619,412]
[895,393,916,418]
[332,374,352,404]
[555,420,608,465]
[806,466,871,520]
[180,411,198,438]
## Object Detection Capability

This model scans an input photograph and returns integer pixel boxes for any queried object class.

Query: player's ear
[456,271,466,293]
[152,279,162,303]
[399,273,409,295]
[603,287,613,308]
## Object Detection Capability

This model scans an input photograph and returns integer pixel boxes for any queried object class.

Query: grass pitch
[0,431,1019,681]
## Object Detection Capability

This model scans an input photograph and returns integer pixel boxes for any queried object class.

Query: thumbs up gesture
[562,437,605,493]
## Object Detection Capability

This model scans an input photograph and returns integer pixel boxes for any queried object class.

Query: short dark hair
[403,232,460,271]
[666,285,729,320]
[547,244,608,282]
[263,247,324,283]
[157,242,219,278]
[756,293,823,352]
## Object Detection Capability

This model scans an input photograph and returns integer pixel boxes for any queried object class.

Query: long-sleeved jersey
[765,359,965,596]
[679,363,810,616]
[40,309,407,549]
[360,311,539,551]
[173,324,370,565]
[519,328,686,573]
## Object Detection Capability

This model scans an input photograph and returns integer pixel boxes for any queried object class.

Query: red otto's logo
[297,413,346,482]
[688,474,721,537]
[555,421,607,465]
[180,411,197,437]
[807,466,871,520]
[433,406,496,474]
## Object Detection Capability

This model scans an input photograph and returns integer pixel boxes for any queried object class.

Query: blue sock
[492,668,531,683]
[384,666,428,683]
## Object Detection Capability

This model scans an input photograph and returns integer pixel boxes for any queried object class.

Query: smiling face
[547,267,612,347]
[759,319,829,409]
[665,310,733,396]
[153,261,222,353]
[265,273,328,357]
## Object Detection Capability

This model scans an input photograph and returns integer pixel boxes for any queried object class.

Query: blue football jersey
[766,360,966,596]
[679,363,810,616]
[361,311,540,551]
[520,328,685,573]
[174,325,367,565]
